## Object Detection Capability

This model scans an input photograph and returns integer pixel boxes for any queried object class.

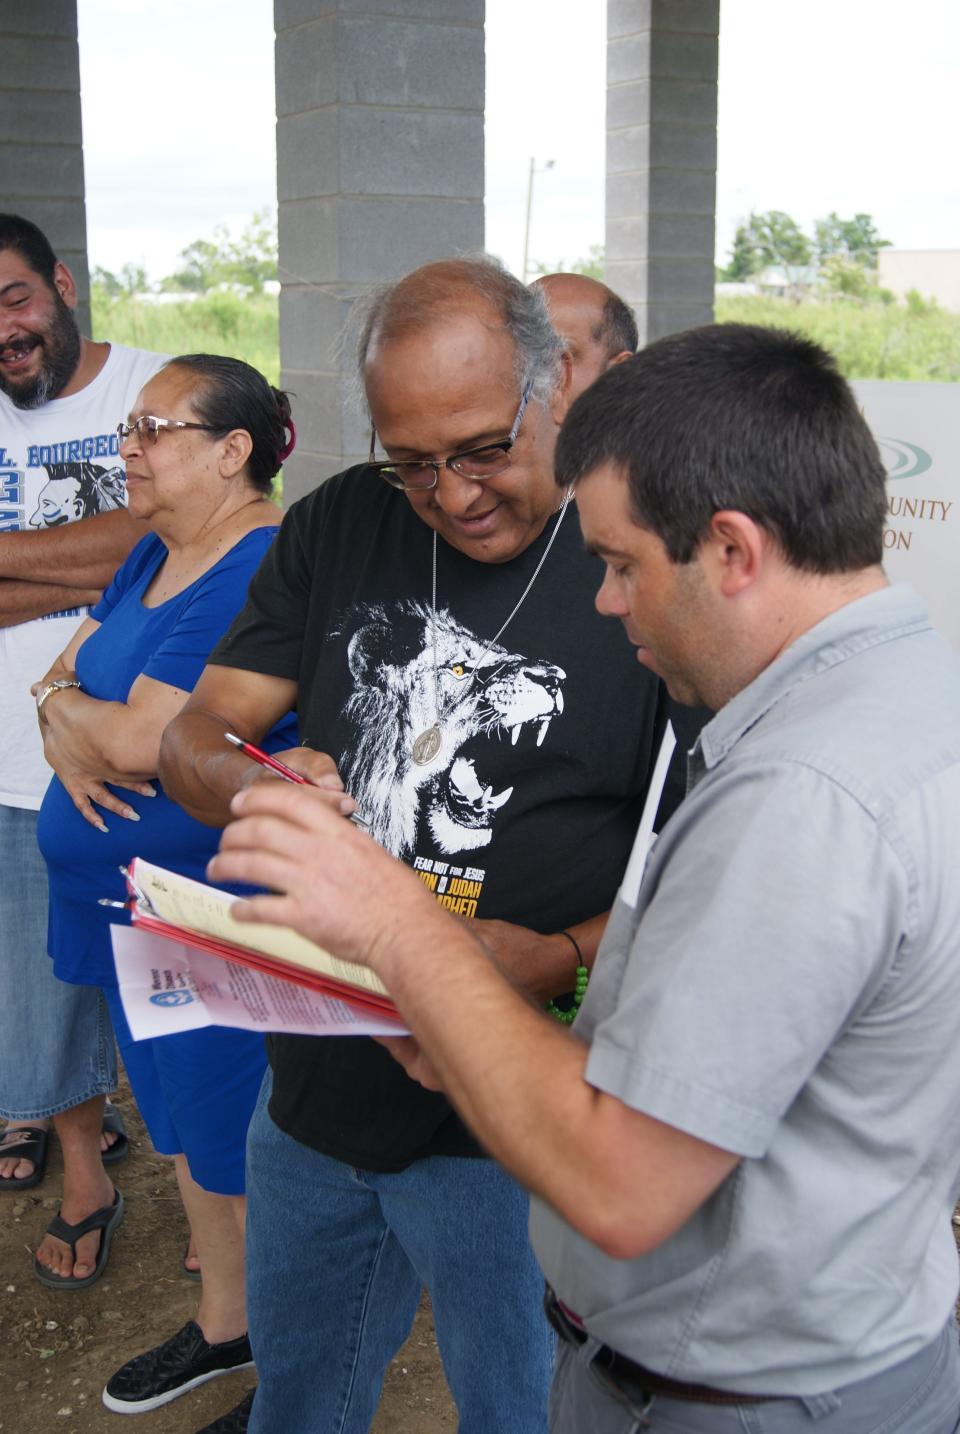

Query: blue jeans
[0,804,117,1120]
[246,1069,555,1433]
[549,1322,960,1433]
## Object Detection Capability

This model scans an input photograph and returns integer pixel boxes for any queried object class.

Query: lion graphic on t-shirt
[339,601,566,857]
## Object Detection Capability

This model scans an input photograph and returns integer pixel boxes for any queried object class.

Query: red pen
[225,731,308,783]
[224,732,370,828]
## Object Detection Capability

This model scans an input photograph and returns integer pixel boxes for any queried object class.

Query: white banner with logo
[854,380,960,650]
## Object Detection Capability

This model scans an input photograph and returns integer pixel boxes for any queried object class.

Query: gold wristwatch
[36,677,82,722]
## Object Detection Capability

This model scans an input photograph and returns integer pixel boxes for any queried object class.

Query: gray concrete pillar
[606,0,719,346]
[0,0,90,335]
[274,0,485,504]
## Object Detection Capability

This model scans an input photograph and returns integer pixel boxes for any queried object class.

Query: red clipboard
[124,863,400,1021]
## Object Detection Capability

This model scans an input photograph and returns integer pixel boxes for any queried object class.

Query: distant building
[752,264,824,300]
[715,280,760,298]
[878,251,960,312]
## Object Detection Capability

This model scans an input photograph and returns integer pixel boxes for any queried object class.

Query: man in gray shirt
[208,323,960,1432]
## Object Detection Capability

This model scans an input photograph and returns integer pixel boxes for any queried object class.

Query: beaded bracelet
[545,930,590,1025]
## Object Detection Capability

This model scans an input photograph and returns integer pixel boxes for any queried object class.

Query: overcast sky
[77,0,959,282]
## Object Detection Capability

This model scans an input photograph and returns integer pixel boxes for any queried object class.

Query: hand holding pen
[224,733,370,830]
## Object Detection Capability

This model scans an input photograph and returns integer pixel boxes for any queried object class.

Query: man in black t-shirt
[160,258,685,1434]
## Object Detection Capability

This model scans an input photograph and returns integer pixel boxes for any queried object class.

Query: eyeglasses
[116,416,221,446]
[367,382,534,492]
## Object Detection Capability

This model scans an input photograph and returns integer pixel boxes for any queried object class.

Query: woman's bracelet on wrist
[545,929,590,1026]
[36,678,82,722]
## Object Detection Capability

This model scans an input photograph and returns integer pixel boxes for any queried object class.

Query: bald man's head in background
[532,272,638,401]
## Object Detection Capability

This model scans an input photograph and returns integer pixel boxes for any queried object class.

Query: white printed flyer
[111,924,408,1041]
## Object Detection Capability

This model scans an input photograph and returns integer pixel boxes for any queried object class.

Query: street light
[521,157,555,284]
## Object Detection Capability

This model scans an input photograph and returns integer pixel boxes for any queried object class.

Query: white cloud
[78,0,276,278]
[716,0,960,258]
[77,0,959,282]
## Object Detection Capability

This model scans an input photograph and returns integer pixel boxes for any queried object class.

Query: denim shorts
[104,985,266,1195]
[0,804,117,1120]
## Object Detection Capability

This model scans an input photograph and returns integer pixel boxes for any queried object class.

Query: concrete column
[0,0,90,335]
[606,0,718,346]
[274,0,485,504]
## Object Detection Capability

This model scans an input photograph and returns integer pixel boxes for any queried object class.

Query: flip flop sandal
[101,1102,129,1166]
[34,1189,124,1290]
[0,1126,49,1191]
[182,1241,202,1282]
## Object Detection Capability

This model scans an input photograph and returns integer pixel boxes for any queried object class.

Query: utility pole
[521,157,555,283]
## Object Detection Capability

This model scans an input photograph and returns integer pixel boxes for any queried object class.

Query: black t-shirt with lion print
[212,465,692,1170]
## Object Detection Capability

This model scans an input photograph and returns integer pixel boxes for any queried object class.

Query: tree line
[92,205,899,311]
[720,210,891,294]
[92,210,278,298]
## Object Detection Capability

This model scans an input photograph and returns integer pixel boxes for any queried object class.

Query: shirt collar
[692,584,931,779]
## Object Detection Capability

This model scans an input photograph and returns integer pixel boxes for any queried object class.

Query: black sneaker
[196,1388,256,1432]
[102,1321,254,1414]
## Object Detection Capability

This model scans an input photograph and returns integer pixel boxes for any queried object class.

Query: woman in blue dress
[33,354,297,1419]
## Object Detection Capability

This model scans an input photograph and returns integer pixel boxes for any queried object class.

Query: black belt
[544,1288,775,1407]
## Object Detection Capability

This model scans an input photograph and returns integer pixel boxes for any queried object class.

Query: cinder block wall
[274,0,485,503]
[606,0,718,345]
[0,0,90,335]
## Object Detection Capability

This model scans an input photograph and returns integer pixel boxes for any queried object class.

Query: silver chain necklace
[411,487,573,765]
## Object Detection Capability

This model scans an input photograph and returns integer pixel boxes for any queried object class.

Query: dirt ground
[0,1082,455,1434]
[11,1092,960,1434]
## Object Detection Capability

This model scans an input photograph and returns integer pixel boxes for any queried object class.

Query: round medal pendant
[411,725,442,765]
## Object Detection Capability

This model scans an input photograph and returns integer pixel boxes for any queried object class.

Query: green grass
[715,295,960,383]
[92,288,284,500]
[91,289,280,384]
[93,286,959,388]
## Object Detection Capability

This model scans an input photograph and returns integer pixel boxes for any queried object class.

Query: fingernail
[96,824,108,834]
[142,787,157,797]
[318,774,344,791]
[124,810,140,821]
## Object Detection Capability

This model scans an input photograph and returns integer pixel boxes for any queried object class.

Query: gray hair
[354,255,564,413]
